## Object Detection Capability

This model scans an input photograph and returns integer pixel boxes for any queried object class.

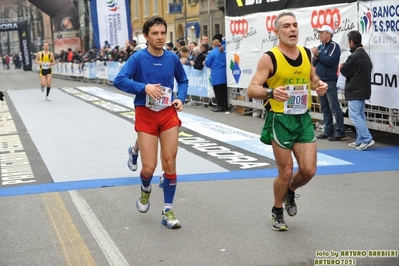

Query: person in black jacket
[340,30,374,151]
[190,43,209,70]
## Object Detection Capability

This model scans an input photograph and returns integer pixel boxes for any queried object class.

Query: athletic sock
[46,87,51,96]
[140,171,152,191]
[163,173,177,206]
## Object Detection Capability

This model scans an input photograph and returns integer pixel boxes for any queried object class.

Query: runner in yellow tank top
[35,42,55,101]
[247,12,328,231]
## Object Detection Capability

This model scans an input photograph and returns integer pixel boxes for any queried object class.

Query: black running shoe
[270,207,288,231]
[284,192,299,217]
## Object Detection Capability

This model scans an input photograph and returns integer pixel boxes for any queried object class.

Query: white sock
[141,185,151,192]
[163,204,172,212]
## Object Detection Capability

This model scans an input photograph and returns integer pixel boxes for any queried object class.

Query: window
[144,1,149,17]
[153,0,158,15]
[134,0,139,19]
[203,25,208,37]
[215,23,220,35]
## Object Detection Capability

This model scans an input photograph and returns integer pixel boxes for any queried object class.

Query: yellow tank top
[40,51,52,70]
[266,46,312,114]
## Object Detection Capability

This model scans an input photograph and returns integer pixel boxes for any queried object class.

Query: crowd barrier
[33,61,399,135]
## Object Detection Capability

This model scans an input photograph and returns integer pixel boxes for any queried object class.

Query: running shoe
[328,134,347,141]
[316,132,333,139]
[136,185,151,213]
[127,146,139,171]
[356,140,375,151]
[162,208,181,229]
[284,192,299,217]
[159,172,165,188]
[41,86,44,92]
[270,208,288,231]
[348,142,359,148]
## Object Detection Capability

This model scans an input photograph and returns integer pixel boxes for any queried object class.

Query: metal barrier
[33,61,399,134]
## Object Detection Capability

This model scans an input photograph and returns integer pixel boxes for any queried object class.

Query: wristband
[266,89,274,99]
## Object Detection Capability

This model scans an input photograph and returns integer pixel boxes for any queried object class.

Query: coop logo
[230,54,241,83]
[107,0,118,12]
[360,8,373,34]
[311,8,341,30]
[265,15,277,32]
[235,0,280,7]
[230,20,249,35]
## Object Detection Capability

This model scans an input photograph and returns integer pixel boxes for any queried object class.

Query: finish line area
[1,86,398,197]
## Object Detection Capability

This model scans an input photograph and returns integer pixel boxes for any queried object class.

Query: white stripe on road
[69,190,129,266]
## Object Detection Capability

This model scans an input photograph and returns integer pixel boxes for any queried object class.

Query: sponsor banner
[89,0,132,50]
[183,65,212,98]
[358,1,399,108]
[0,21,32,71]
[226,0,357,16]
[225,3,357,88]
[367,52,399,109]
[96,62,108,80]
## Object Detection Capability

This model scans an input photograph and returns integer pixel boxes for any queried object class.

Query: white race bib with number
[145,86,172,112]
[283,85,309,115]
[42,63,50,70]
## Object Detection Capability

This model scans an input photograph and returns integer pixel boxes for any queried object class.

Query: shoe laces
[287,193,300,204]
[273,209,285,222]
[140,191,150,204]
[164,209,177,221]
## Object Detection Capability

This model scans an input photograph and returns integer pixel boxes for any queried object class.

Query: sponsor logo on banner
[0,23,18,30]
[107,0,118,12]
[229,54,252,84]
[235,0,280,7]
[261,14,279,48]
[370,4,399,44]
[311,8,341,29]
[228,19,256,49]
[304,7,355,46]
[360,8,373,35]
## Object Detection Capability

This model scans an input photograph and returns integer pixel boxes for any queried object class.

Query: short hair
[179,46,189,53]
[274,12,296,30]
[200,43,209,51]
[142,16,167,35]
[193,46,201,54]
[347,30,362,45]
[178,39,186,46]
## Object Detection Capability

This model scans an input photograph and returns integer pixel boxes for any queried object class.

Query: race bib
[283,85,309,114]
[42,63,50,70]
[145,86,172,112]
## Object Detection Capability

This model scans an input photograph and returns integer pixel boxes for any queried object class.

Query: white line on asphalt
[69,190,130,266]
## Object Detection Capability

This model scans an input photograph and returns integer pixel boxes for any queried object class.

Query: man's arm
[34,52,41,65]
[247,53,272,100]
[340,55,355,78]
[318,42,341,67]
[310,66,327,96]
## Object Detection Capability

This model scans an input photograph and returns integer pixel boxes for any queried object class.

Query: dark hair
[347,30,362,45]
[142,16,167,35]
[190,41,197,46]
[178,39,186,46]
[200,43,209,51]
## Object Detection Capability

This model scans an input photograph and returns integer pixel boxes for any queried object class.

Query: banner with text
[89,0,132,50]
[225,3,357,89]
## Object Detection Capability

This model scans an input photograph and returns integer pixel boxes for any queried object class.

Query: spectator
[190,44,208,70]
[66,48,74,62]
[340,30,375,151]
[166,42,174,51]
[205,34,228,112]
[187,42,197,62]
[179,46,190,65]
[312,25,346,141]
